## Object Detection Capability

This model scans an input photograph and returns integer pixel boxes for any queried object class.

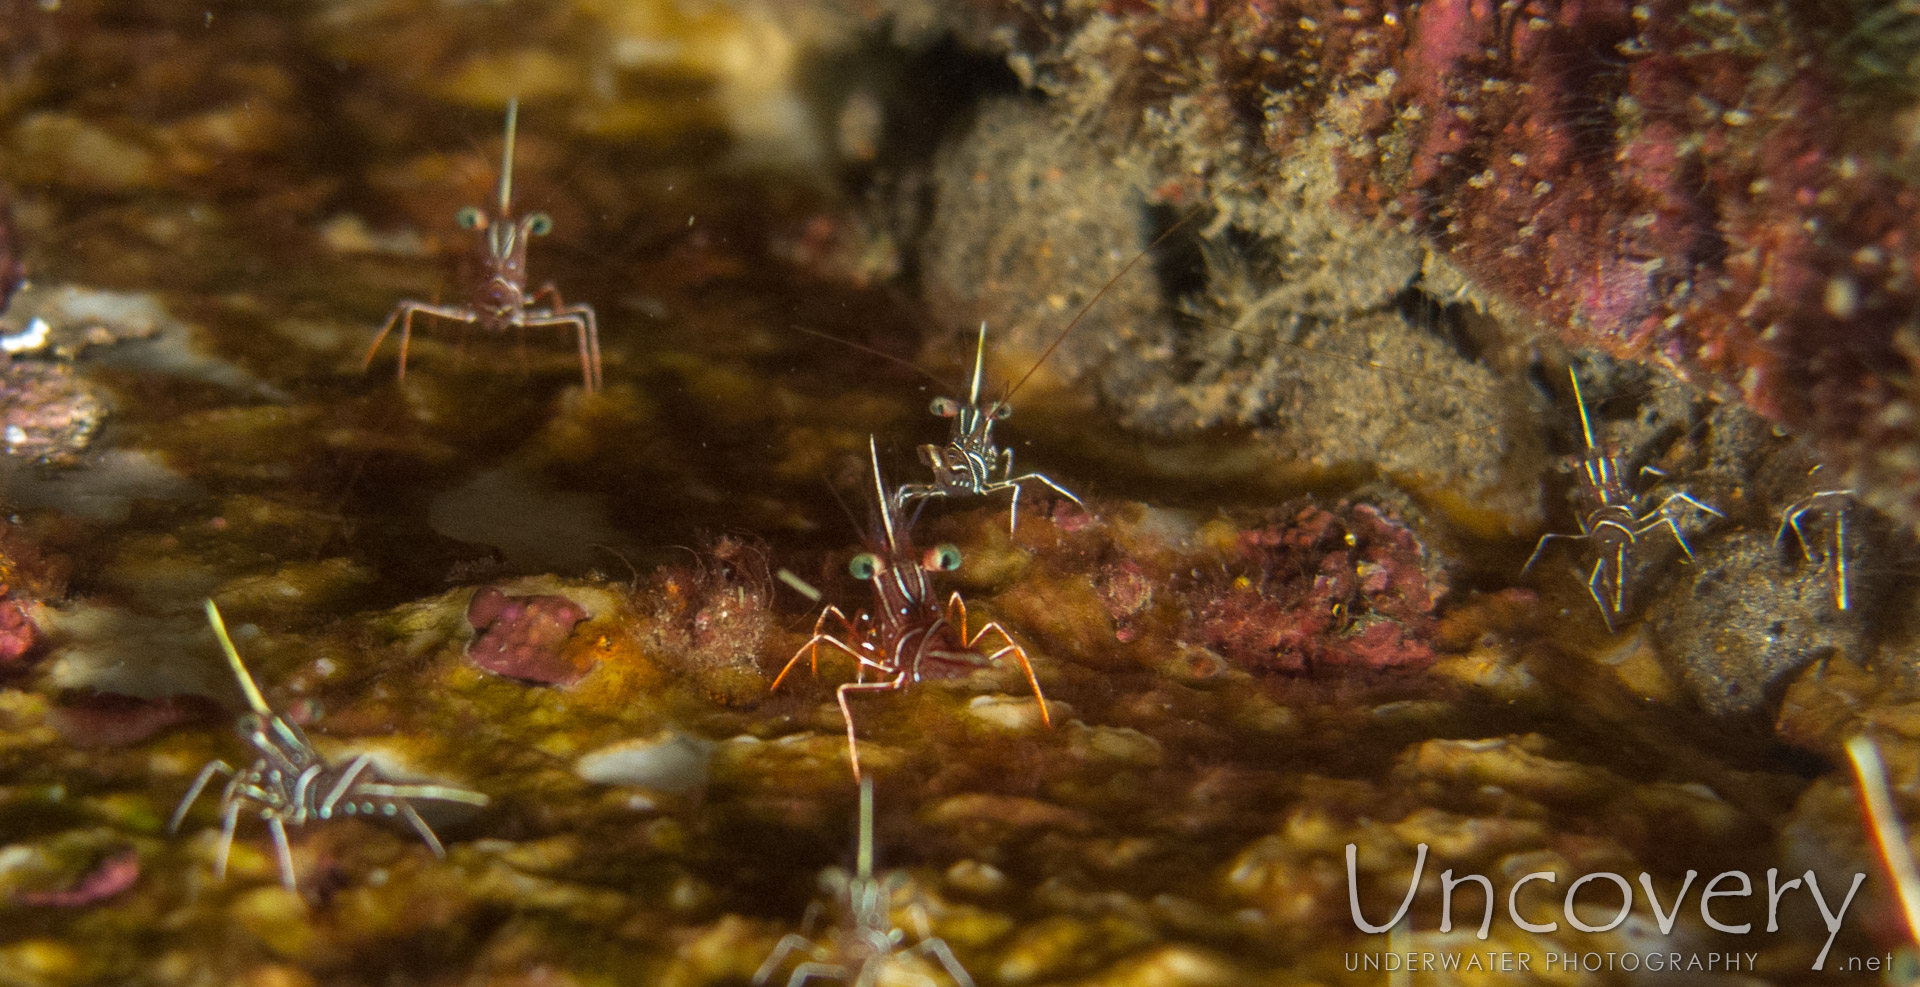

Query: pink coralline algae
[465,587,592,686]
[13,848,139,908]
[0,362,107,464]
[0,587,36,668]
[1351,0,1920,416]
[1096,557,1153,643]
[1353,0,1903,404]
[1195,501,1444,673]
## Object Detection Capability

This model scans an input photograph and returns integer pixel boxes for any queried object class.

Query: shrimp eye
[990,401,1012,420]
[456,206,485,230]
[924,543,963,572]
[526,212,554,236]
[848,553,880,580]
[929,397,960,418]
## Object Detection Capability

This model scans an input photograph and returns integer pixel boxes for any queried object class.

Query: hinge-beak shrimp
[770,437,1048,780]
[753,775,975,987]
[895,321,1083,534]
[885,172,1249,533]
[169,600,489,892]
[1777,465,1856,611]
[363,98,603,393]
[1521,367,1721,631]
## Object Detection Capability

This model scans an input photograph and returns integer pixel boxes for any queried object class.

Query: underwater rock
[0,521,69,603]
[1648,530,1865,717]
[5,113,161,191]
[0,360,105,465]
[964,693,1055,733]
[573,731,715,795]
[0,587,34,668]
[1079,946,1241,987]
[917,98,1550,535]
[0,284,181,360]
[7,449,198,526]
[1774,650,1906,761]
[465,586,592,686]
[0,828,145,915]
[210,558,378,620]
[1094,556,1152,643]
[914,0,1920,529]
[916,97,1163,395]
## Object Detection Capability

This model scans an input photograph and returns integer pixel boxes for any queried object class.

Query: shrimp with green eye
[363,98,602,393]
[894,323,1082,535]
[771,437,1050,780]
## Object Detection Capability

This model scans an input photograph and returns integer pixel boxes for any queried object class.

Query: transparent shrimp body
[1521,367,1721,630]
[169,600,489,892]
[754,777,975,987]
[896,322,1083,534]
[1777,464,1857,611]
[771,437,1049,780]
[363,98,602,392]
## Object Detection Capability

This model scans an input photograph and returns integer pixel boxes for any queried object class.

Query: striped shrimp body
[1778,465,1858,611]
[169,600,488,892]
[363,98,602,393]
[771,437,1049,780]
[896,323,1083,535]
[1521,368,1721,631]
[890,169,1254,534]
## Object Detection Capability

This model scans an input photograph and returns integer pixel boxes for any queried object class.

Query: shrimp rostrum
[754,776,975,987]
[895,322,1082,534]
[363,98,602,392]
[169,600,488,892]
[771,436,1050,780]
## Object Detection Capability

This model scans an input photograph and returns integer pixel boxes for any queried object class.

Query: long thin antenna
[1002,173,1246,404]
[498,98,519,215]
[1569,366,1597,452]
[856,774,874,880]
[790,325,952,391]
[869,435,896,555]
[204,599,270,717]
[968,322,987,407]
[1848,736,1920,942]
[1834,511,1850,611]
